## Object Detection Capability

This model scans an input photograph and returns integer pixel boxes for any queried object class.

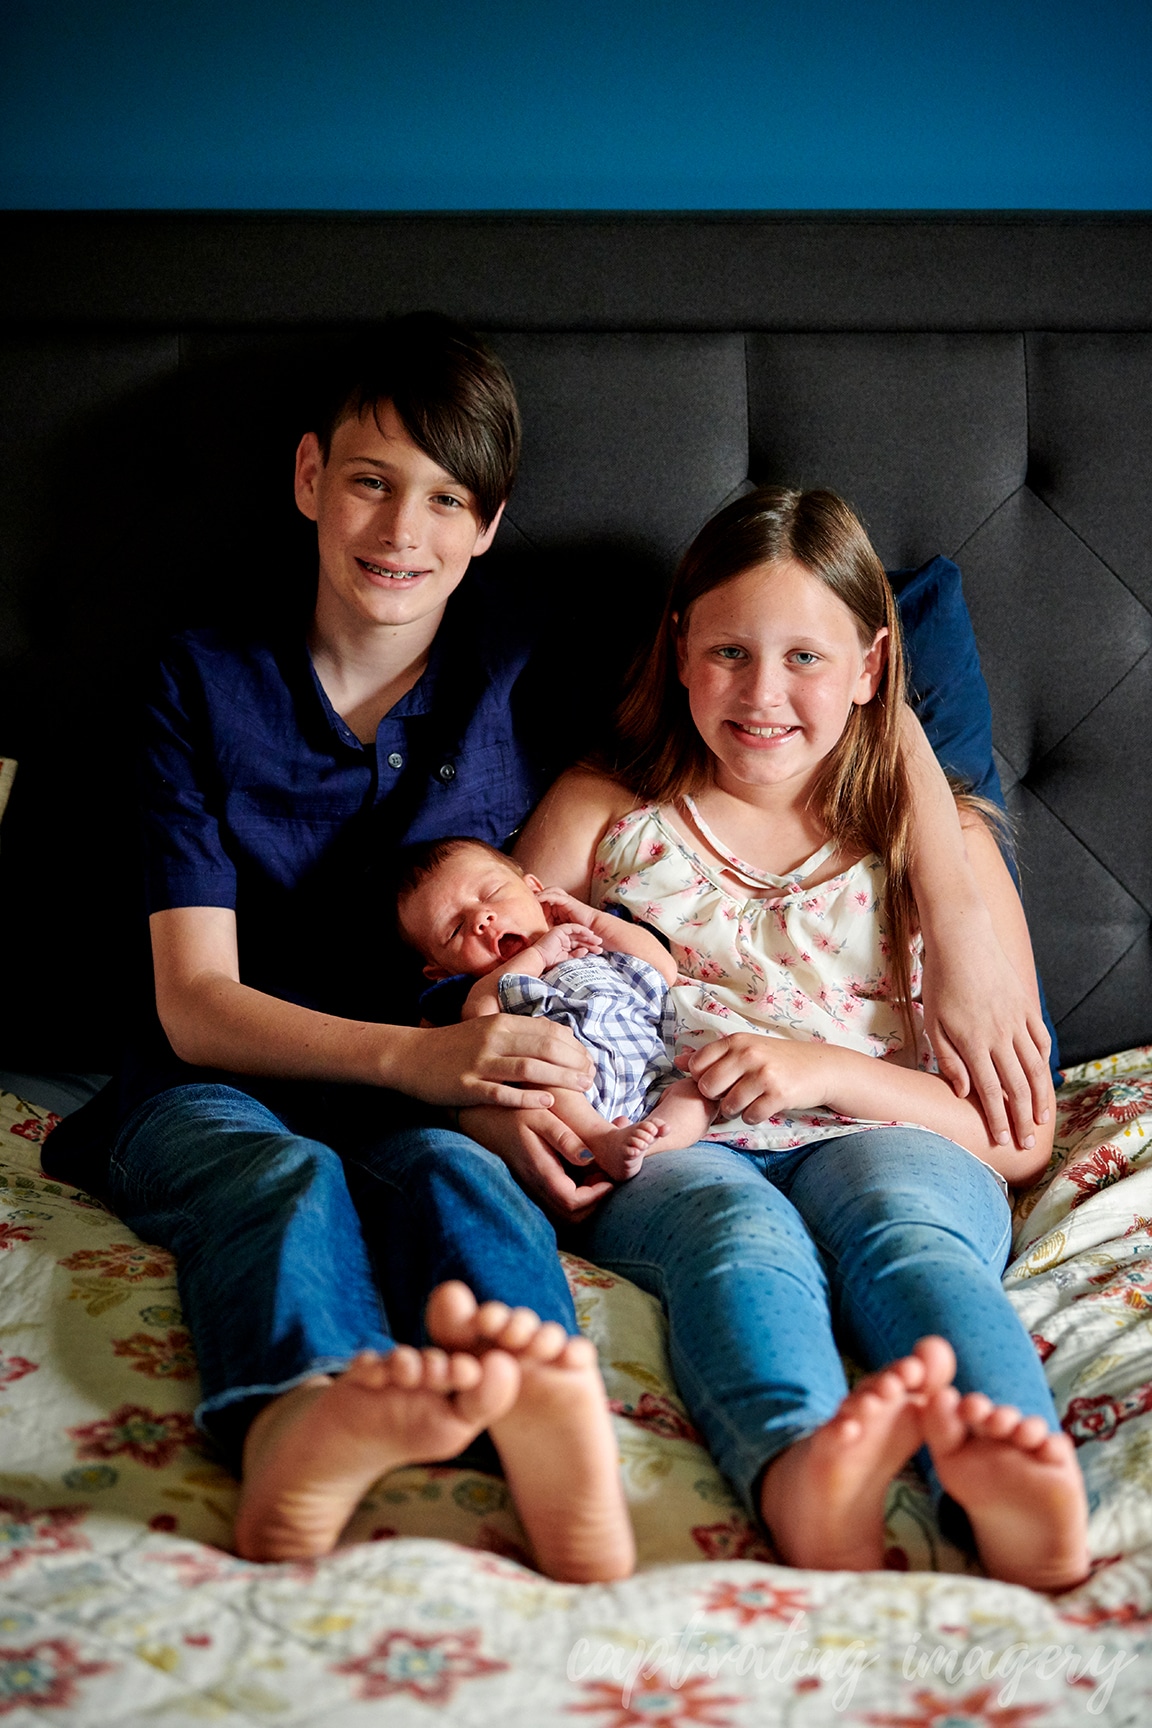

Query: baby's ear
[422,960,456,981]
[524,873,545,895]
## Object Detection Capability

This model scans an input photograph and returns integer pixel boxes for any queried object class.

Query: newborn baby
[395,836,716,1179]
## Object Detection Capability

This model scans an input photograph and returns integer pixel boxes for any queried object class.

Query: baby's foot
[235,1327,520,1562]
[427,1281,635,1582]
[592,1116,666,1181]
[760,1336,955,1571]
[923,1388,1090,1591]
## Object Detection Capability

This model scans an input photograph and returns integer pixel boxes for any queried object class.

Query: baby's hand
[530,922,603,969]
[679,1035,833,1124]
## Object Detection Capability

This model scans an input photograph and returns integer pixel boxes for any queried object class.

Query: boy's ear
[294,432,323,522]
[422,960,456,981]
[471,500,506,558]
[524,872,545,895]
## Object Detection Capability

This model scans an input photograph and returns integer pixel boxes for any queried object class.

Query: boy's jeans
[99,1083,578,1470]
[580,1128,1058,1519]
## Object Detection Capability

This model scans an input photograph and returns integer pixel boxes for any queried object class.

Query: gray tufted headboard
[1,213,1150,1071]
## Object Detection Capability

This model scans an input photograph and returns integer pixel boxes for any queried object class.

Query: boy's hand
[459,1105,615,1221]
[530,922,602,969]
[680,1034,834,1124]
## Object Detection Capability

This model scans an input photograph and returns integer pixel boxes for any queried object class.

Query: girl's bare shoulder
[515,768,641,894]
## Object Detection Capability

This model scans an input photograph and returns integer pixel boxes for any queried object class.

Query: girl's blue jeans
[578,1128,1058,1523]
[101,1083,578,1471]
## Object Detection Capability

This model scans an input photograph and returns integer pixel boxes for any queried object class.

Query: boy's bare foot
[234,1335,520,1562]
[427,1281,635,1583]
[923,1388,1090,1591]
[593,1116,666,1181]
[759,1336,955,1571]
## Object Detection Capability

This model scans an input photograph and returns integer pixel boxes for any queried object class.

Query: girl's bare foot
[234,1335,520,1562]
[923,1387,1090,1591]
[426,1281,636,1583]
[760,1336,955,1571]
[593,1116,666,1181]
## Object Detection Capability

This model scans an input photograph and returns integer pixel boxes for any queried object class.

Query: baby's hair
[612,485,921,1043]
[392,836,524,946]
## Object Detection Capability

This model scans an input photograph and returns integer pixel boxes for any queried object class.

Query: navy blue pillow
[891,555,1060,1076]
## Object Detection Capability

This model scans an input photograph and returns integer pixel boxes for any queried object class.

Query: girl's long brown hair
[612,487,920,1043]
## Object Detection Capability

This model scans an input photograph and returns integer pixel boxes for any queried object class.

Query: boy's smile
[295,401,504,637]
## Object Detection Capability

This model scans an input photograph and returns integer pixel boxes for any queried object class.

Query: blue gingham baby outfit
[498,951,677,1123]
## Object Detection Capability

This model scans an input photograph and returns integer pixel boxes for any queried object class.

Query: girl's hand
[919,913,1053,1149]
[387,1018,596,1110]
[682,1035,835,1124]
[536,886,601,928]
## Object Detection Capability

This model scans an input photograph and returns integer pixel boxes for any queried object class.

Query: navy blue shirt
[102,570,582,1135]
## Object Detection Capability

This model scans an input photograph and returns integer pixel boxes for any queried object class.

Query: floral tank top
[591,803,933,1152]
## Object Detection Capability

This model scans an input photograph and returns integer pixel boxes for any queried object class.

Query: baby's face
[403,849,551,979]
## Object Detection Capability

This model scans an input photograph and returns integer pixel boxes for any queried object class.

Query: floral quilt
[2,1054,1152,1724]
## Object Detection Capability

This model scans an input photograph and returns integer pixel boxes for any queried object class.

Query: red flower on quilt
[1063,1143,1131,1209]
[58,1243,174,1280]
[0,1639,113,1714]
[0,1222,38,1251]
[0,1355,37,1389]
[563,1254,618,1289]
[1062,1382,1152,1445]
[69,1404,197,1469]
[1030,1334,1055,1362]
[690,1514,774,1563]
[863,1684,1048,1726]
[111,1330,198,1380]
[0,1497,89,1579]
[145,1548,255,1586]
[700,1577,810,1624]
[568,1673,740,1726]
[1060,1598,1152,1628]
[333,1629,506,1704]
[609,1392,703,1445]
[8,1113,60,1143]
[1060,1078,1152,1138]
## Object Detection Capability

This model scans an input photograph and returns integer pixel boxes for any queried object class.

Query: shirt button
[387,752,403,770]
[439,763,456,782]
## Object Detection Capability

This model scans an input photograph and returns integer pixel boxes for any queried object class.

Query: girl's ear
[672,613,689,686]
[852,627,889,706]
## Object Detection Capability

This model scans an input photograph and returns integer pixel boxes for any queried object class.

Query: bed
[2,212,1152,1722]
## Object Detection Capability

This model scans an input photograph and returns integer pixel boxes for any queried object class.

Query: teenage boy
[44,314,634,1583]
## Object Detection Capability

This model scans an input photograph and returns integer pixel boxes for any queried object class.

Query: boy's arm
[151,905,596,1108]
[901,708,1051,1146]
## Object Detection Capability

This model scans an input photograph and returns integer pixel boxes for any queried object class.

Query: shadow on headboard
[2,213,1150,1071]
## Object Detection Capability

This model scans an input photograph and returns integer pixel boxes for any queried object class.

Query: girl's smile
[677,557,887,799]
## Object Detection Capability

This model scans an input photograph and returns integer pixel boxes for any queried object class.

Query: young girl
[515,486,1089,1591]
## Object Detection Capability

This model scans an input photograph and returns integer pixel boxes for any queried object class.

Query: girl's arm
[684,818,1055,1186]
[151,905,596,1109]
[535,887,679,986]
[513,768,636,894]
[901,710,1052,1146]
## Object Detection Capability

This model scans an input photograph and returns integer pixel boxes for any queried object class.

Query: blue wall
[2,0,1150,209]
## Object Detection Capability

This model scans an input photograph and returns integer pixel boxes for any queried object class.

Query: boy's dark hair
[313,313,520,527]
[392,836,523,942]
